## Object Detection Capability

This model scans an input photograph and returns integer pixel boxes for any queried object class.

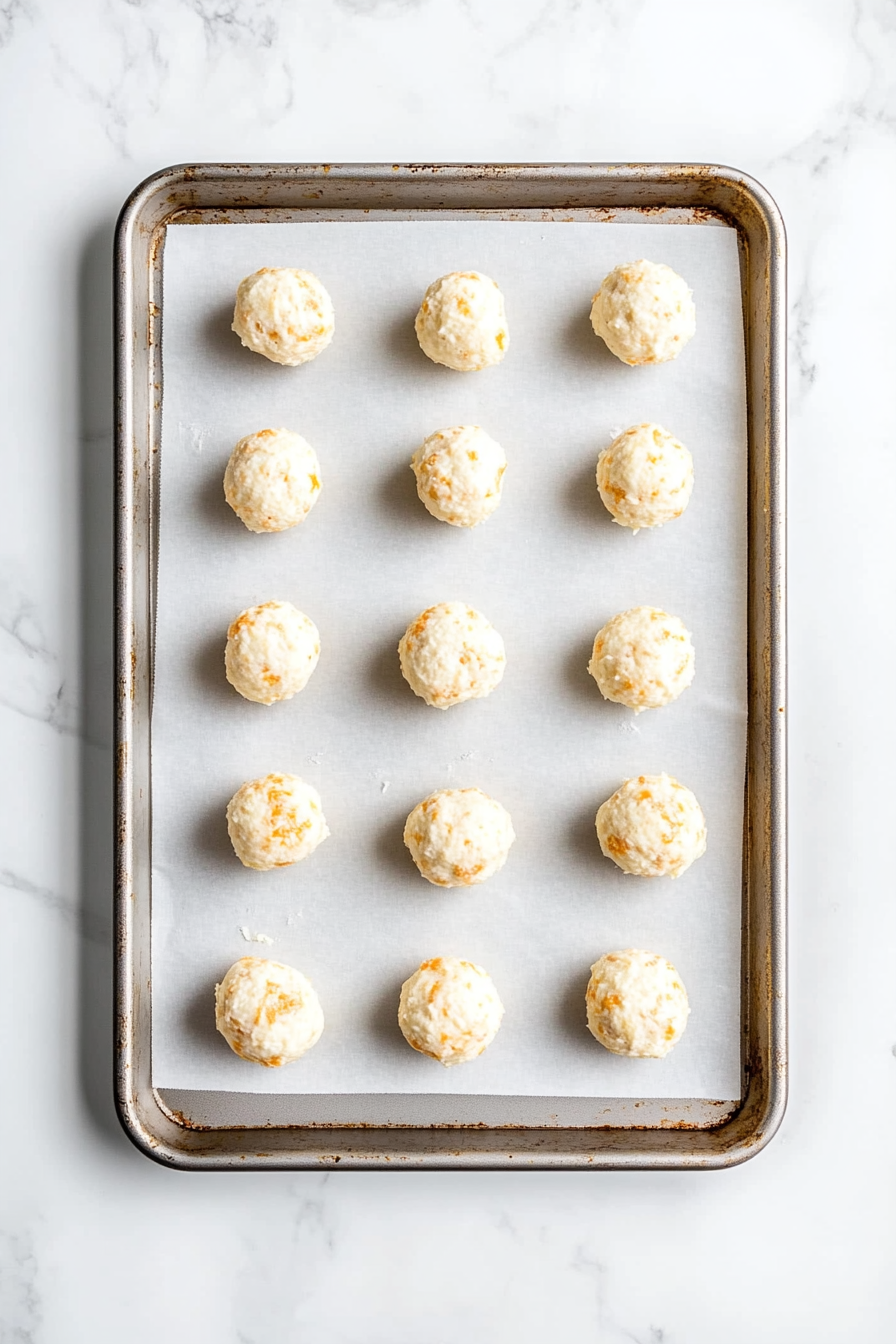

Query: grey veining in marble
[1,0,895,1340]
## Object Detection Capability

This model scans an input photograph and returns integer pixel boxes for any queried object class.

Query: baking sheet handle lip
[115,1076,788,1174]
[761,156,788,1156]
[97,1113,789,1175]
[114,161,170,1169]
[113,159,789,224]
[112,159,787,1170]
[112,177,141,1166]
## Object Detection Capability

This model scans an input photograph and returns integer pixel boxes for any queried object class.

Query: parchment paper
[152,219,747,1098]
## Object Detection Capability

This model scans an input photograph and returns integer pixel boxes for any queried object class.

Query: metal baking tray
[114,163,786,1170]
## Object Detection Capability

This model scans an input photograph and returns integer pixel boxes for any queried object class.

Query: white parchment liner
[152,219,746,1097]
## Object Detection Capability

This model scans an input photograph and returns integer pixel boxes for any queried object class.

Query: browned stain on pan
[115,162,785,1171]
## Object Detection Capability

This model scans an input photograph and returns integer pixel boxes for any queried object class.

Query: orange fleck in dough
[231,267,335,366]
[590,261,695,366]
[596,423,693,531]
[215,956,324,1066]
[224,600,320,705]
[595,774,706,879]
[410,426,507,528]
[587,606,694,711]
[224,428,322,534]
[226,773,329,871]
[414,271,509,371]
[398,956,504,1066]
[398,601,505,709]
[403,787,515,888]
[586,949,689,1058]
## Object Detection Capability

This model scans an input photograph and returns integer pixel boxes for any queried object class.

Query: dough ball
[588,605,694,711]
[415,271,509,372]
[398,601,506,709]
[231,267,334,366]
[215,956,324,1066]
[411,425,507,528]
[596,774,706,878]
[224,428,322,534]
[225,601,320,705]
[597,423,694,531]
[586,949,690,1058]
[398,956,504,1066]
[590,260,696,366]
[404,787,515,888]
[226,773,329,871]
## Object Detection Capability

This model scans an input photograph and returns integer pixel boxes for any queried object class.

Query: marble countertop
[2,1,895,1339]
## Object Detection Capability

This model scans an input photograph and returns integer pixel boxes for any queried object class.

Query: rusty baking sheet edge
[114,162,786,1171]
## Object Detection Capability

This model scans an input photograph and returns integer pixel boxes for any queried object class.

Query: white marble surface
[1,0,895,1338]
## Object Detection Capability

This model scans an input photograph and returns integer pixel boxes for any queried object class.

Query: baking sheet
[151,219,747,1098]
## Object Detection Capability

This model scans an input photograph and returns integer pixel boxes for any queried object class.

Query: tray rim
[114,161,787,1170]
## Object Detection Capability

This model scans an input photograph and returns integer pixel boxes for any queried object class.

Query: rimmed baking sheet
[115,162,786,1168]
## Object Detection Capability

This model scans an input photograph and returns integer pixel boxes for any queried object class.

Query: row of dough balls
[226,774,707,882]
[215,949,691,1069]
[224,599,695,713]
[231,259,696,371]
[223,422,694,535]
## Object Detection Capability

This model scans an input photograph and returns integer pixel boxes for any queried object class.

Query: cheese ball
[596,774,706,878]
[590,260,696,366]
[588,606,695,712]
[586,949,690,1058]
[215,956,324,1066]
[404,787,515,888]
[411,425,507,528]
[231,267,334,366]
[398,956,504,1066]
[226,773,329,871]
[398,601,506,709]
[224,428,322,534]
[415,271,509,372]
[225,601,320,705]
[597,423,694,531]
